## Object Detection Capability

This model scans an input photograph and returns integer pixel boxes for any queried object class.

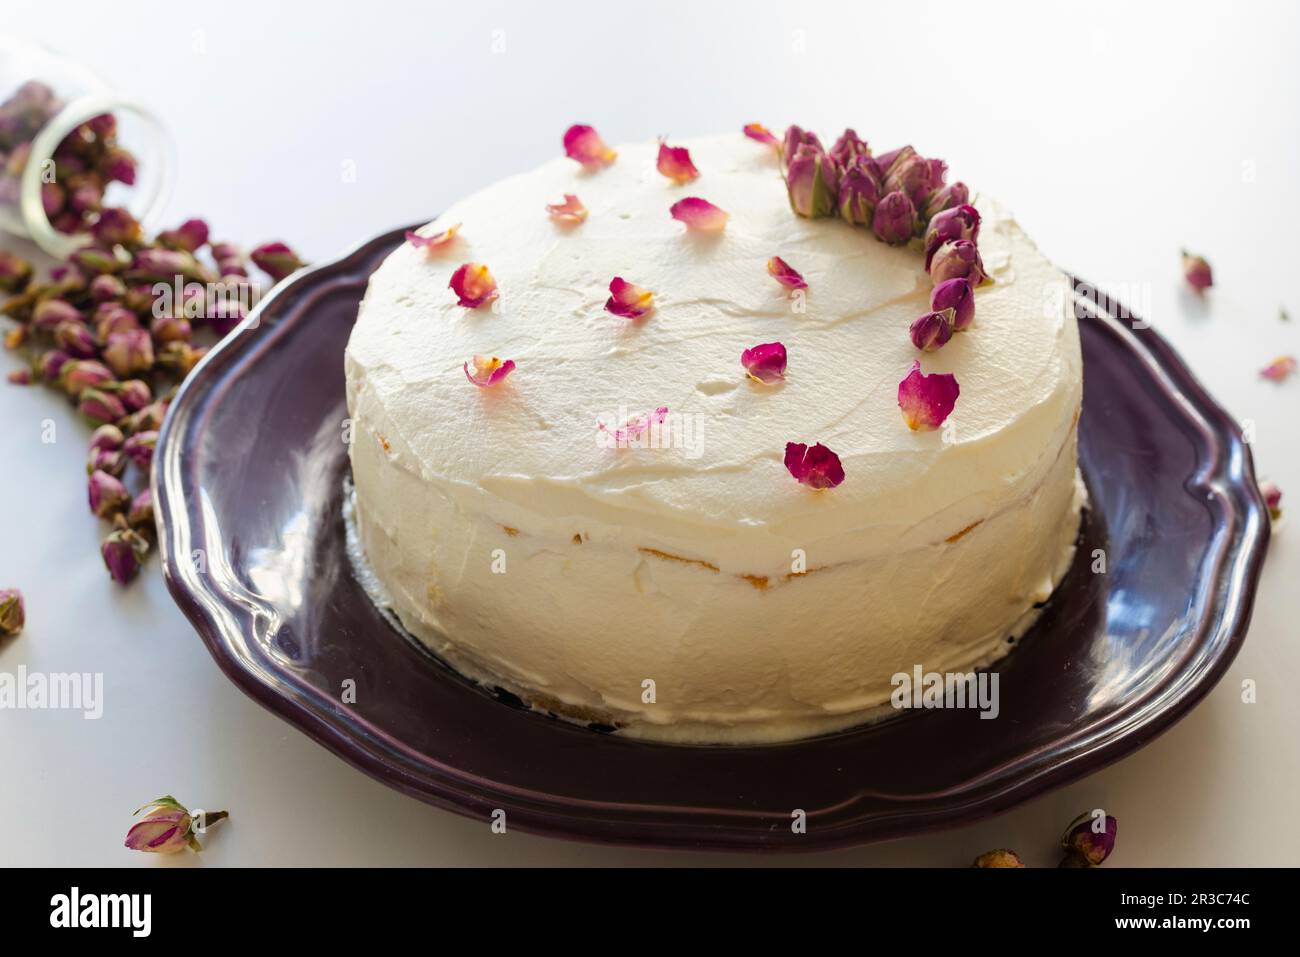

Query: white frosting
[345,133,1083,742]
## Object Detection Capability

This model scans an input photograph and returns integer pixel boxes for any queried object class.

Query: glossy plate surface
[154,226,1269,851]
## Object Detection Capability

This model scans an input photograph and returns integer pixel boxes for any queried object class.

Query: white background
[1,0,1297,866]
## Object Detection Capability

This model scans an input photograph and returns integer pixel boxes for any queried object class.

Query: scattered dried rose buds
[972,849,1024,868]
[101,527,149,584]
[124,796,228,855]
[249,241,305,282]
[1182,250,1212,292]
[1260,479,1283,521]
[0,588,24,637]
[1059,811,1118,867]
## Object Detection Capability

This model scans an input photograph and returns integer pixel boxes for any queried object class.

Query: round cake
[345,129,1084,743]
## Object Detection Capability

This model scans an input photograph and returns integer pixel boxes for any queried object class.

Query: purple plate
[154,226,1270,851]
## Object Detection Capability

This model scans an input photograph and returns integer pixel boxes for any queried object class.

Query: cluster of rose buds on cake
[2,205,303,585]
[779,126,989,353]
[0,81,138,238]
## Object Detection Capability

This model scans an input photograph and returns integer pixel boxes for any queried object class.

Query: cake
[344,127,1084,743]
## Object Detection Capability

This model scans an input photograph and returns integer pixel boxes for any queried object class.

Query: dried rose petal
[1260,355,1297,382]
[741,342,787,383]
[1182,250,1212,292]
[766,256,808,290]
[670,197,728,232]
[605,277,654,319]
[599,406,669,444]
[656,140,699,184]
[464,355,516,388]
[743,122,780,148]
[783,442,845,489]
[449,263,499,309]
[563,124,617,169]
[546,194,588,224]
[1260,479,1283,520]
[405,223,461,252]
[898,360,959,431]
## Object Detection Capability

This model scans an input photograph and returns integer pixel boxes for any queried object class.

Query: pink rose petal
[464,355,516,387]
[1260,355,1297,382]
[657,140,699,184]
[599,406,669,444]
[784,442,845,489]
[449,263,499,309]
[743,122,780,149]
[897,359,959,431]
[741,342,787,383]
[670,197,728,232]
[766,256,807,290]
[405,223,461,252]
[563,124,617,169]
[605,277,654,319]
[546,194,589,224]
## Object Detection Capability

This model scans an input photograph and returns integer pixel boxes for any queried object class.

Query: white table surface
[2,0,1297,867]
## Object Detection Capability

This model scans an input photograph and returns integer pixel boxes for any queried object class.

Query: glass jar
[0,34,173,258]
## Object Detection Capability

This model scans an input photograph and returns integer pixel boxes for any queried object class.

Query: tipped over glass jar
[0,34,173,258]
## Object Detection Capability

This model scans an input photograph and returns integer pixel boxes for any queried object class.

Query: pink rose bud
[88,468,129,517]
[101,528,149,585]
[124,796,227,853]
[1182,250,1212,292]
[123,429,157,469]
[60,359,115,396]
[79,387,126,425]
[87,445,126,477]
[102,146,137,185]
[872,190,917,245]
[89,424,125,453]
[91,207,142,246]
[31,298,82,333]
[6,369,31,386]
[909,309,954,352]
[38,351,72,383]
[128,489,154,530]
[69,182,103,215]
[89,273,127,303]
[930,277,975,331]
[250,241,305,282]
[929,239,988,286]
[874,145,911,176]
[924,203,981,269]
[132,248,206,283]
[102,328,154,377]
[0,249,33,293]
[883,151,946,208]
[95,302,141,340]
[150,313,192,344]
[113,379,152,413]
[41,181,65,217]
[1260,479,1282,521]
[780,125,822,174]
[54,320,98,359]
[785,144,839,219]
[829,128,870,167]
[0,588,24,637]
[1060,812,1118,867]
[923,181,970,221]
[157,218,210,253]
[838,155,882,227]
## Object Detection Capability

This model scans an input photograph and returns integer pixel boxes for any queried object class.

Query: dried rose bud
[0,249,33,293]
[0,588,24,637]
[87,112,116,137]
[150,313,192,344]
[54,320,99,359]
[780,125,822,174]
[909,309,955,352]
[210,241,248,277]
[1060,811,1118,867]
[102,146,137,185]
[88,273,127,303]
[883,151,946,209]
[1182,250,1212,292]
[250,241,305,282]
[131,248,207,284]
[79,387,127,425]
[924,181,970,221]
[125,796,227,854]
[829,128,870,167]
[874,145,911,176]
[35,350,69,383]
[52,268,88,299]
[930,239,988,286]
[94,302,140,340]
[7,368,32,386]
[127,488,154,530]
[111,379,152,413]
[123,430,157,469]
[931,277,975,331]
[972,849,1024,868]
[101,527,149,584]
[88,468,130,517]
[1260,479,1283,521]
[90,424,125,453]
[92,207,142,247]
[69,182,103,215]
[838,155,882,227]
[872,190,917,245]
[41,181,65,217]
[71,244,127,275]
[157,218,210,253]
[4,325,25,349]
[31,298,83,333]
[785,143,839,219]
[87,445,126,477]
[102,329,154,377]
[121,284,159,315]
[60,359,115,396]
[123,399,168,435]
[924,203,981,269]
